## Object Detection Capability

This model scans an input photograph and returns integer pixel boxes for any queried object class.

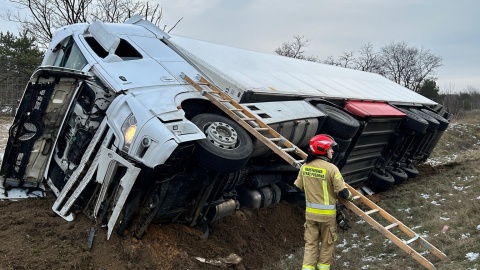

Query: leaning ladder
[181,73,305,169]
[182,73,446,269]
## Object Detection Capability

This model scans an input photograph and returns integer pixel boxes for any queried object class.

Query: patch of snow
[420,250,429,255]
[362,256,376,262]
[343,261,349,267]
[361,265,370,270]
[420,193,430,199]
[439,217,450,221]
[411,225,422,230]
[336,239,347,248]
[356,219,366,224]
[476,225,480,231]
[453,185,464,191]
[420,232,429,238]
[466,252,479,261]
[461,233,470,239]
[431,200,441,206]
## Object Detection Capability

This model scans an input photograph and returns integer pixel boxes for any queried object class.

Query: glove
[348,196,355,202]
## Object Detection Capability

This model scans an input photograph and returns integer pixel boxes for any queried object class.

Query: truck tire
[401,163,419,179]
[410,109,440,132]
[368,169,395,191]
[386,166,408,185]
[315,104,359,139]
[421,109,449,131]
[397,108,428,134]
[192,113,253,173]
[332,136,352,153]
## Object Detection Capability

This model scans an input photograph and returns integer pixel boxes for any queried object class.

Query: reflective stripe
[317,263,330,270]
[306,202,335,210]
[306,207,336,215]
[302,265,315,270]
[322,179,329,204]
[335,173,342,179]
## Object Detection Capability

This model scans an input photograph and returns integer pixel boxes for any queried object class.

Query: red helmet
[309,134,337,155]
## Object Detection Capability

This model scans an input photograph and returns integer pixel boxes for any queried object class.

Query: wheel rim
[205,121,238,149]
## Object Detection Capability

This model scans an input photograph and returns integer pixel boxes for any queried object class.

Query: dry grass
[266,111,480,270]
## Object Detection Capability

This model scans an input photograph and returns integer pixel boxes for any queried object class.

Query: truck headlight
[121,114,137,152]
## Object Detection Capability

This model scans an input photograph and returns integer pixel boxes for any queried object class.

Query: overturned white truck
[0,16,449,238]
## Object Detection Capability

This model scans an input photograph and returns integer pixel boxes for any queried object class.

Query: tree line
[1,2,478,118]
[275,36,479,118]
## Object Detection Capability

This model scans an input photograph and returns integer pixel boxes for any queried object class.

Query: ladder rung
[231,109,244,112]
[281,147,296,152]
[404,234,420,245]
[254,127,269,131]
[219,99,231,103]
[364,209,379,215]
[241,118,256,121]
[384,223,398,230]
[269,138,282,142]
[352,196,361,200]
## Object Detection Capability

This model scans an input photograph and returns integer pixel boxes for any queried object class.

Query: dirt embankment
[0,194,305,270]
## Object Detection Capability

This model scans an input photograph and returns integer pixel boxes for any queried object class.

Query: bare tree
[378,41,442,91]
[322,51,355,68]
[337,51,355,68]
[3,0,181,47]
[274,35,319,62]
[352,43,381,73]
[323,55,340,66]
[439,83,463,118]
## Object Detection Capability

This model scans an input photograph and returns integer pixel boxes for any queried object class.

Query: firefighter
[294,134,354,270]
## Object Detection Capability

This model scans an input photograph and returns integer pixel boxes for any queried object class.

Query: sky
[1,0,479,93]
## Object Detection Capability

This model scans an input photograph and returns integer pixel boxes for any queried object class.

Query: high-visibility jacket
[294,157,349,222]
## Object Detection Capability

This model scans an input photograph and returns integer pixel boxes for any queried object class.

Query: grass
[266,110,480,270]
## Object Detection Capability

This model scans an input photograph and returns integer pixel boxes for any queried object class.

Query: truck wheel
[421,109,449,131]
[192,113,253,173]
[368,169,395,191]
[401,164,419,179]
[397,108,428,134]
[315,104,359,139]
[410,109,440,132]
[386,166,408,185]
[332,136,352,153]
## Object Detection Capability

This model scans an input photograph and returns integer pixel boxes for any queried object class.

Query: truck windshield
[53,37,88,70]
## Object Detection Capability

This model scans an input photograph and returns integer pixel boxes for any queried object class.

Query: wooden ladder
[182,73,446,269]
[181,73,306,169]
[343,186,447,269]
